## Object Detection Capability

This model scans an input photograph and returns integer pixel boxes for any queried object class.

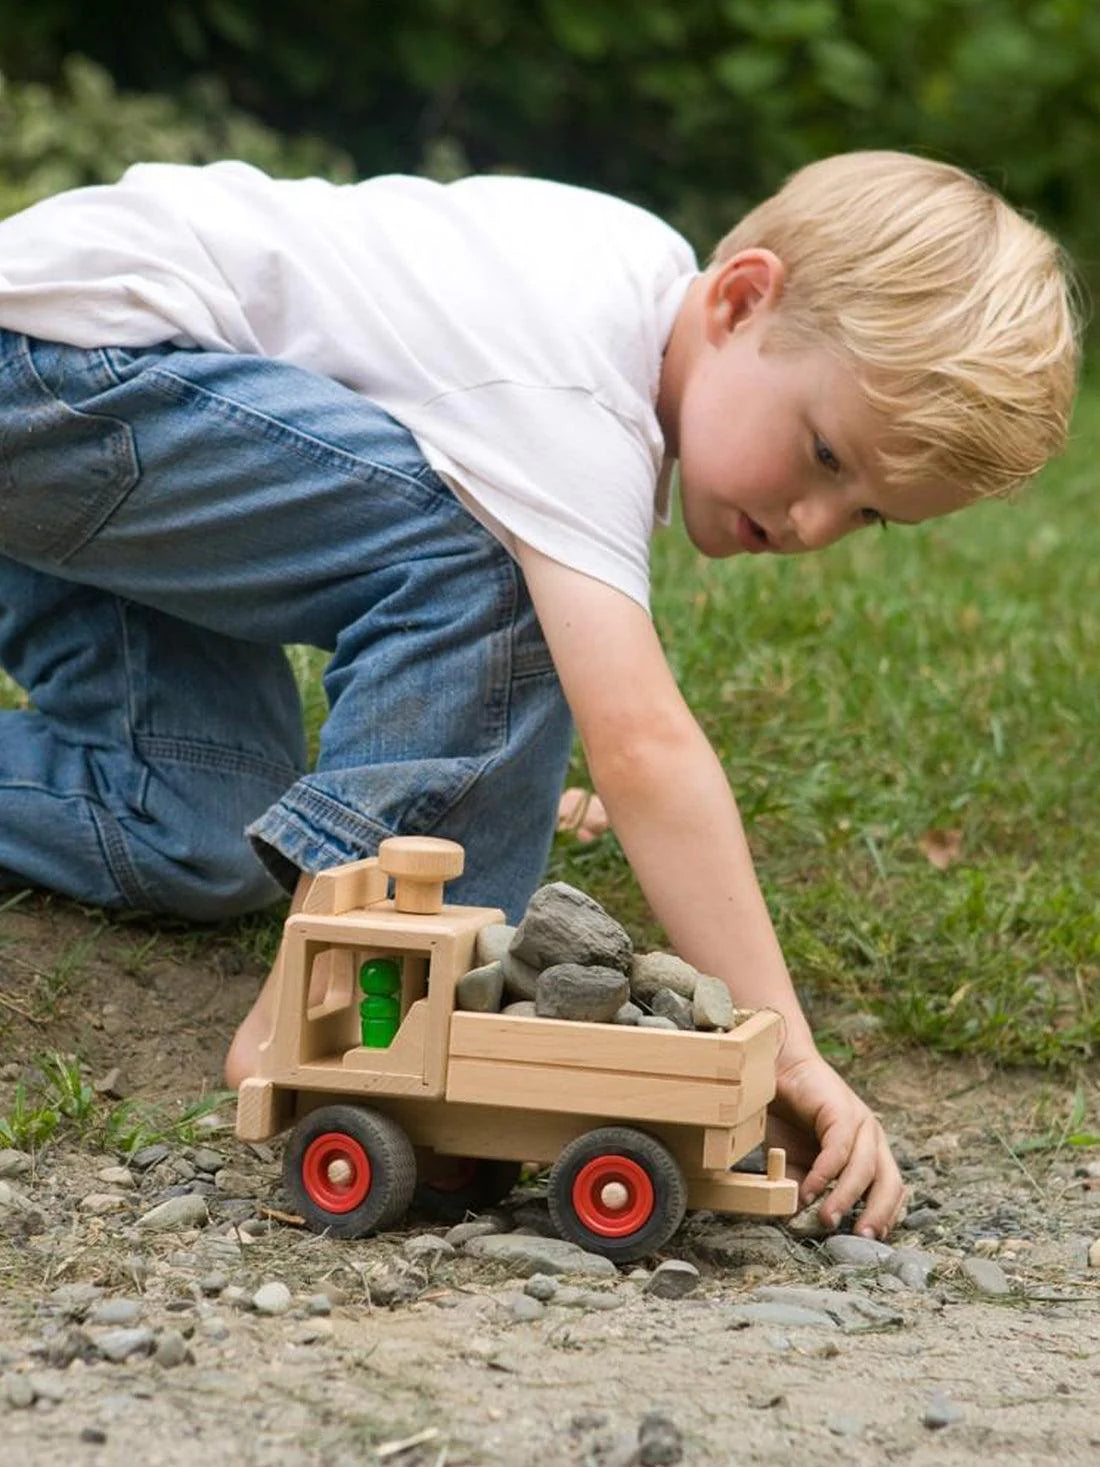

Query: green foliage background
[0,0,1097,284]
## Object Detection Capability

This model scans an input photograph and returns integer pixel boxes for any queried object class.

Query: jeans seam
[134,732,301,785]
[135,362,461,519]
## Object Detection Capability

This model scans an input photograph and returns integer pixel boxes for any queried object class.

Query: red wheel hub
[572,1154,655,1237]
[301,1131,372,1213]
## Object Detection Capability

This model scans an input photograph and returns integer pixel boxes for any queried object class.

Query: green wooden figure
[359,957,401,1047]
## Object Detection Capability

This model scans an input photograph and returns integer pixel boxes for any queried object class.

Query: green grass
[0,383,1097,1078]
[551,375,1100,1071]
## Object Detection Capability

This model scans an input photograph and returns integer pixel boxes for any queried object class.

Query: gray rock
[692,974,735,1030]
[613,1001,643,1025]
[154,1330,189,1368]
[79,1192,129,1215]
[504,1292,545,1322]
[638,1412,684,1466]
[500,949,541,1001]
[96,1165,135,1189]
[137,1194,209,1232]
[961,1256,1012,1296]
[886,1249,939,1290]
[96,1327,156,1363]
[637,1015,678,1031]
[3,1373,35,1409]
[130,1143,171,1171]
[923,1391,965,1428]
[0,1180,33,1213]
[901,1207,943,1230]
[191,1148,227,1175]
[464,1233,617,1277]
[823,1234,895,1267]
[26,1373,66,1404]
[199,1273,228,1296]
[456,960,505,1012]
[0,1149,31,1179]
[253,1281,292,1315]
[535,963,629,1022]
[524,1273,558,1301]
[404,1234,457,1264]
[751,1285,904,1330]
[650,988,695,1030]
[475,923,515,966]
[502,1000,537,1018]
[88,1299,142,1328]
[554,1286,624,1311]
[511,883,632,973]
[445,1217,509,1246]
[785,1199,832,1240]
[630,952,699,1004]
[49,1283,103,1319]
[728,1301,839,1329]
[643,1260,699,1299]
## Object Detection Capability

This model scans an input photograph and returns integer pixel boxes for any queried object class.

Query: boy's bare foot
[556,787,610,843]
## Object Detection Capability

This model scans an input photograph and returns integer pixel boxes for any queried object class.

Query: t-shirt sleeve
[413,381,659,610]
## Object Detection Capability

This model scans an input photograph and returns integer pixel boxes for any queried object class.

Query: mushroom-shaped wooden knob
[377,836,465,914]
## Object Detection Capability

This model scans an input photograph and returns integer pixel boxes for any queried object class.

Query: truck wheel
[548,1127,687,1263]
[412,1158,523,1223]
[284,1104,417,1239]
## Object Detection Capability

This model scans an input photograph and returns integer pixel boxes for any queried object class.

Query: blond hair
[712,151,1082,498]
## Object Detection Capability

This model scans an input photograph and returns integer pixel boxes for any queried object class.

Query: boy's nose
[788,493,850,551]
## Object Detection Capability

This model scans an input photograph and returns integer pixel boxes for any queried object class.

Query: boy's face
[660,257,969,558]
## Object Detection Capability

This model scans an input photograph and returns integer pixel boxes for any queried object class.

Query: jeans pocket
[0,335,139,563]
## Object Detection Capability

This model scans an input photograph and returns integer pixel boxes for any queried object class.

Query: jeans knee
[140,841,287,921]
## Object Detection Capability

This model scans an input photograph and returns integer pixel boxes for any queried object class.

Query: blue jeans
[0,330,573,921]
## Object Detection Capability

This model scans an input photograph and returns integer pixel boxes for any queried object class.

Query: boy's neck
[657,275,705,457]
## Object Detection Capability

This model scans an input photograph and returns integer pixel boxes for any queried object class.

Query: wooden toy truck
[237,836,798,1262]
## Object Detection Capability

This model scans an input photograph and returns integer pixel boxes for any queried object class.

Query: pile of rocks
[455,882,754,1033]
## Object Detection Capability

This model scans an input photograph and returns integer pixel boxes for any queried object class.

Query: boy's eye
[860,507,888,530]
[814,433,840,473]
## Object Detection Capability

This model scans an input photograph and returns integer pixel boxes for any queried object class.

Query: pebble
[828,1414,865,1437]
[511,882,633,973]
[650,988,695,1030]
[637,1411,684,1466]
[130,1144,171,1171]
[629,952,698,1003]
[88,1299,143,1328]
[199,1273,229,1296]
[403,1233,457,1264]
[445,1217,507,1246]
[643,1260,699,1299]
[887,1249,938,1290]
[138,1194,209,1231]
[613,1001,643,1025]
[524,1273,558,1302]
[252,1281,292,1316]
[464,1233,617,1277]
[636,1015,679,1031]
[785,1198,832,1239]
[3,1373,35,1409]
[751,1285,904,1330]
[822,1234,895,1267]
[686,1221,793,1268]
[505,1292,546,1322]
[95,1327,156,1363]
[535,963,629,1022]
[500,949,540,1001]
[475,922,515,966]
[27,1373,66,1403]
[691,973,735,1030]
[154,1330,189,1368]
[960,1256,1012,1296]
[923,1391,965,1428]
[191,1148,227,1174]
[96,1166,135,1189]
[0,1149,31,1178]
[501,1000,537,1018]
[306,1294,333,1316]
[1087,1239,1100,1269]
[79,1192,130,1215]
[456,960,505,1012]
[729,1301,839,1329]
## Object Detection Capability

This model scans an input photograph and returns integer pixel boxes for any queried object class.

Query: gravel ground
[0,897,1097,1467]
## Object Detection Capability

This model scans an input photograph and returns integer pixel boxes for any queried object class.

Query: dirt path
[0,897,1097,1467]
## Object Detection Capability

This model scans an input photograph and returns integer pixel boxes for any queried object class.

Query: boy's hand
[770,1051,907,1239]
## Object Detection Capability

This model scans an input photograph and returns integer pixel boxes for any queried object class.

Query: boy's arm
[516,542,905,1237]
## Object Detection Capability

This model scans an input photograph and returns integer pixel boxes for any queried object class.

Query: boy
[0,151,1078,1239]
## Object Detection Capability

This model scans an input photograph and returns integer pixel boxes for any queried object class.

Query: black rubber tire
[548,1126,687,1263]
[283,1104,417,1239]
[412,1158,524,1223]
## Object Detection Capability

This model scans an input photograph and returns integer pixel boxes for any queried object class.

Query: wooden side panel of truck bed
[445,1008,781,1128]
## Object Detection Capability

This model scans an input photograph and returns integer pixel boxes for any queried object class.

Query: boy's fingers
[814,1120,880,1227]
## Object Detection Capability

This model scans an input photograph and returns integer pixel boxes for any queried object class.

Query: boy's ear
[701,249,785,345]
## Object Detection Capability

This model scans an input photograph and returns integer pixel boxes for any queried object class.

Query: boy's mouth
[735,511,771,554]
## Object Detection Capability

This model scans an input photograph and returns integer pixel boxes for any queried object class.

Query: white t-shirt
[0,162,697,608]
